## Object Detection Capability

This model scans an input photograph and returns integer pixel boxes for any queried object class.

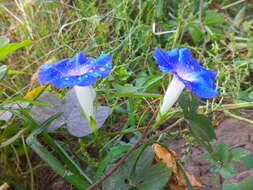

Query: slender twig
[221,0,245,10]
[145,117,185,143]
[157,117,184,135]
[87,112,158,190]
[106,127,145,136]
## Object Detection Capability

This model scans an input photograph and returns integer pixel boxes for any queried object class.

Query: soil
[168,110,253,190]
[35,110,253,190]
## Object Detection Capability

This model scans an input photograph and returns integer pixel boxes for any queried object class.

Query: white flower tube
[74,85,96,120]
[160,75,185,115]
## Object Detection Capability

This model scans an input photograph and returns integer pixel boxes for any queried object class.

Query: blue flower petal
[87,54,112,78]
[38,59,70,84]
[153,47,219,98]
[176,72,219,98]
[153,47,178,72]
[38,52,112,88]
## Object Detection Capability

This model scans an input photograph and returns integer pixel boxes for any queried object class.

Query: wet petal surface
[153,47,219,98]
[38,52,112,88]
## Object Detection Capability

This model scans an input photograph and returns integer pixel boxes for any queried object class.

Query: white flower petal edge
[160,75,185,115]
[74,85,96,120]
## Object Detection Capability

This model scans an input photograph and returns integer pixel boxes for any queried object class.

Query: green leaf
[219,164,237,179]
[102,147,171,190]
[156,0,164,18]
[203,10,226,25]
[47,137,93,184]
[237,91,253,102]
[141,75,164,90]
[188,23,202,43]
[223,176,253,190]
[4,97,50,106]
[26,113,89,189]
[0,65,8,80]
[102,147,153,190]
[0,36,10,47]
[214,142,229,163]
[178,92,200,117]
[188,114,216,142]
[210,164,222,173]
[136,163,172,190]
[94,145,130,181]
[112,83,161,97]
[248,92,253,100]
[0,40,32,60]
[242,154,253,170]
[206,26,225,40]
[0,127,28,148]
[229,148,247,162]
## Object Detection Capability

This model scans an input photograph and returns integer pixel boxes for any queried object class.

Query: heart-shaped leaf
[30,89,111,137]
[102,147,171,190]
[30,91,65,131]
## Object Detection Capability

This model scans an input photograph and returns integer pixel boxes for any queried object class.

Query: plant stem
[223,110,253,125]
[22,135,35,190]
[106,102,253,136]
[106,127,145,136]
[172,21,182,48]
[87,112,158,190]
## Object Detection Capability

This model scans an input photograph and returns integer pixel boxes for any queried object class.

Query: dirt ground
[36,110,253,190]
[168,110,253,190]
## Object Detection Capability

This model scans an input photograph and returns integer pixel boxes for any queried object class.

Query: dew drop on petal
[100,68,105,71]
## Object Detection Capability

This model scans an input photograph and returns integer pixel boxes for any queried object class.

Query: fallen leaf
[0,183,9,190]
[152,144,202,190]
[249,0,253,7]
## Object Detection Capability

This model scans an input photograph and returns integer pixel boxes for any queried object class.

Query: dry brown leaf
[169,183,186,190]
[249,0,253,7]
[186,172,202,187]
[152,144,202,190]
[0,183,9,190]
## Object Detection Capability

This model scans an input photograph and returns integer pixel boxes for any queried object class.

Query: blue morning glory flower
[38,51,113,132]
[153,47,219,115]
[38,51,112,88]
